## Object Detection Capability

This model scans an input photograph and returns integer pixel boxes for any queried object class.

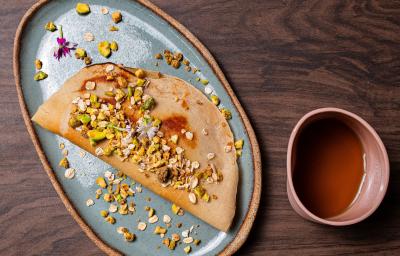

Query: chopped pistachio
[35,59,42,70]
[134,69,146,78]
[76,3,90,14]
[110,41,118,51]
[141,97,155,110]
[210,95,220,106]
[184,246,191,254]
[105,91,115,97]
[59,157,69,168]
[98,41,111,58]
[75,48,86,59]
[68,116,80,128]
[234,139,244,149]
[148,208,155,217]
[155,53,162,59]
[87,130,106,141]
[116,76,127,88]
[106,216,116,224]
[168,240,176,250]
[34,71,48,81]
[154,226,167,234]
[84,56,92,65]
[221,108,232,120]
[202,193,210,202]
[124,232,135,242]
[100,210,109,217]
[136,78,145,86]
[236,149,242,157]
[111,11,122,23]
[109,25,119,31]
[96,177,107,188]
[200,79,209,85]
[171,59,180,69]
[45,21,57,32]
[117,226,128,234]
[77,114,91,124]
[171,204,180,215]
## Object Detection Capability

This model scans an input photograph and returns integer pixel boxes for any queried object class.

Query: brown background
[1,0,400,255]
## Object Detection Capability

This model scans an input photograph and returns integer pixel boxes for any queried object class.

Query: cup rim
[286,107,390,226]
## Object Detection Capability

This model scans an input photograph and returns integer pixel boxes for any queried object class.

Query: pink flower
[53,25,77,60]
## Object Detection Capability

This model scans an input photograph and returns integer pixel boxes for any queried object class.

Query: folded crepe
[32,63,238,231]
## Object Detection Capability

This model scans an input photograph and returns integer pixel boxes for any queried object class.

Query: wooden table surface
[1,0,400,255]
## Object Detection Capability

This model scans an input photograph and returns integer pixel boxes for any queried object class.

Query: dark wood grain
[1,0,400,255]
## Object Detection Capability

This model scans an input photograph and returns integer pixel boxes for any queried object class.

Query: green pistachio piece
[77,114,91,124]
[59,157,69,168]
[136,78,145,86]
[200,79,209,85]
[45,22,57,32]
[221,108,232,120]
[127,87,133,98]
[98,41,111,58]
[34,71,48,81]
[234,139,244,149]
[110,41,118,51]
[89,94,98,104]
[75,48,87,59]
[87,130,106,141]
[76,3,90,15]
[210,95,220,106]
[141,97,155,110]
[68,116,81,128]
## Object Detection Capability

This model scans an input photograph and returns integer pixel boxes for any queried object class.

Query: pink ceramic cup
[287,108,390,226]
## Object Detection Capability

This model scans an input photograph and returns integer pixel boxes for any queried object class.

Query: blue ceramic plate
[14,0,261,255]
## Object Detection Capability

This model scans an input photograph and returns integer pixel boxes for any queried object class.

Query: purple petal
[57,37,66,45]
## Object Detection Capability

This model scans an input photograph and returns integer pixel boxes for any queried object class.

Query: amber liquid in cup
[293,118,365,219]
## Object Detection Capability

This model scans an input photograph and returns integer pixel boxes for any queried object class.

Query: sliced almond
[85,81,96,90]
[83,32,94,42]
[189,177,198,189]
[64,168,75,179]
[148,215,159,224]
[109,204,118,213]
[207,152,215,160]
[138,222,147,231]
[185,131,193,140]
[183,237,194,244]
[86,198,94,207]
[163,215,171,224]
[188,192,197,204]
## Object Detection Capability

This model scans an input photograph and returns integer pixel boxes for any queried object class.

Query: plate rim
[13,0,262,255]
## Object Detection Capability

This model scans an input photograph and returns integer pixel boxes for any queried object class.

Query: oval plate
[14,0,261,255]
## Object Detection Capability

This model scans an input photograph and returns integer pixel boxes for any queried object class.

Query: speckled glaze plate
[14,0,261,255]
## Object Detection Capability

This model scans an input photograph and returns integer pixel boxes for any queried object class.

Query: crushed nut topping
[86,198,94,207]
[64,168,75,179]
[68,65,223,206]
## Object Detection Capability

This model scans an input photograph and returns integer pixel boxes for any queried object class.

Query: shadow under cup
[287,108,390,226]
